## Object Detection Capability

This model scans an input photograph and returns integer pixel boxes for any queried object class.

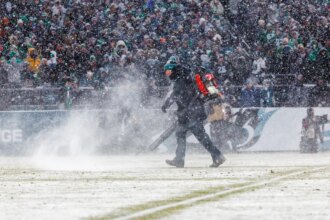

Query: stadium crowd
[0,0,329,108]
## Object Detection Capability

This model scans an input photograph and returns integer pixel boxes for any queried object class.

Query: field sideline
[1,153,330,220]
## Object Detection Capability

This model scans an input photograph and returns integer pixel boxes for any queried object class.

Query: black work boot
[210,154,226,168]
[165,159,184,168]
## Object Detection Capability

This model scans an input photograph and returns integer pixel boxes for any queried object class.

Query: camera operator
[300,108,328,153]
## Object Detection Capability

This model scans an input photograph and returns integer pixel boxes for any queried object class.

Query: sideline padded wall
[0,108,329,154]
[188,108,330,151]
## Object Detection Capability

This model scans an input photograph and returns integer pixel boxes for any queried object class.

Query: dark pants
[174,121,221,161]
[210,120,240,152]
[210,120,230,152]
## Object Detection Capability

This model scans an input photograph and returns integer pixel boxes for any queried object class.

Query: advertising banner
[0,111,67,154]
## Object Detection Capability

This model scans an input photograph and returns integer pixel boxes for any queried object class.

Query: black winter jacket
[164,65,207,125]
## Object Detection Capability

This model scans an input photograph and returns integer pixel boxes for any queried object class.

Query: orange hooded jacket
[25,48,41,73]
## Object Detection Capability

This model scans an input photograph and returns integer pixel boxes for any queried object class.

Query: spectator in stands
[24,48,41,82]
[260,79,275,107]
[251,51,267,83]
[222,79,238,107]
[6,51,23,86]
[324,38,330,83]
[52,1,66,17]
[240,78,260,107]
[0,0,328,108]
[308,78,330,107]
[288,74,308,107]
[279,37,293,75]
[215,54,229,84]
[316,48,329,80]
[228,54,250,85]
[82,71,96,87]
[0,57,8,86]
[290,44,307,76]
[0,44,4,57]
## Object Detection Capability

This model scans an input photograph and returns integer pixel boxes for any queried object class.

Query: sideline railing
[0,84,327,110]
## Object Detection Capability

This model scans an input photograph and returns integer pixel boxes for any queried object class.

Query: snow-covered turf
[1,153,330,220]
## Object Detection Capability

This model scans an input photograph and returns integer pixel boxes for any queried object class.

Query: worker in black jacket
[161,56,226,168]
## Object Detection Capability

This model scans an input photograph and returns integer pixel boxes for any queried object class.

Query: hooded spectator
[25,48,41,74]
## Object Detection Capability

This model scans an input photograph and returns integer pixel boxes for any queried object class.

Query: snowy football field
[1,153,330,220]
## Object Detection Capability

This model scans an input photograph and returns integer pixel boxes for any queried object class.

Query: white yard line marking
[114,166,329,220]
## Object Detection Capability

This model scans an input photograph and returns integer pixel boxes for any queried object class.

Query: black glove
[161,97,174,113]
[161,104,167,113]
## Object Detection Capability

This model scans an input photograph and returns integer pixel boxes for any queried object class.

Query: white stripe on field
[115,166,329,220]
